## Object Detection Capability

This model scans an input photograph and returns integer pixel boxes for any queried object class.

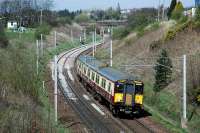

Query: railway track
[57,45,122,133]
[55,43,165,133]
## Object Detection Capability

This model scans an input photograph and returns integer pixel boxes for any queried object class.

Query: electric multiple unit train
[76,55,144,116]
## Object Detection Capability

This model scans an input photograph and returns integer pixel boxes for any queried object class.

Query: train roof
[78,55,135,82]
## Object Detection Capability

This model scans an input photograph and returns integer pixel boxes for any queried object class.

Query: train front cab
[112,80,144,116]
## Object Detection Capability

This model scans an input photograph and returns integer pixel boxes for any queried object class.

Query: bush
[0,24,8,48]
[127,8,157,31]
[112,27,130,39]
[165,20,190,41]
[171,1,184,21]
[35,23,51,39]
[136,27,145,37]
[57,17,72,25]
[75,13,90,23]
[195,6,200,22]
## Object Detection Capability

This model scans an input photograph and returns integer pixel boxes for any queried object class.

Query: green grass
[1,28,84,132]
[143,82,193,133]
[5,29,35,43]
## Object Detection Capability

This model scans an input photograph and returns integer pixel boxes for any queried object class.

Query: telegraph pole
[54,31,57,48]
[84,29,86,42]
[54,55,58,123]
[92,32,95,57]
[95,28,97,52]
[53,30,58,123]
[40,10,43,25]
[42,81,45,94]
[162,0,165,20]
[41,34,43,56]
[80,36,82,43]
[36,40,39,75]
[103,28,105,43]
[71,29,73,42]
[110,39,113,67]
[182,54,187,128]
[158,0,160,21]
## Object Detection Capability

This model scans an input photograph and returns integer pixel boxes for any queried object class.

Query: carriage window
[83,66,87,74]
[101,79,106,89]
[92,72,95,81]
[108,82,111,92]
[87,69,90,77]
[96,75,100,84]
[116,83,124,93]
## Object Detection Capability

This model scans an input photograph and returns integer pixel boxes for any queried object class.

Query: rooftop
[78,55,135,81]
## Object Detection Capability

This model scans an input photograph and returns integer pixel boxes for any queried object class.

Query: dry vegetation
[95,20,200,132]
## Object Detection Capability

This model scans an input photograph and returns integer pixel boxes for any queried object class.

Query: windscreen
[135,84,143,94]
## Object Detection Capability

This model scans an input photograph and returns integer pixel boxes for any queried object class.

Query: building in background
[7,21,17,30]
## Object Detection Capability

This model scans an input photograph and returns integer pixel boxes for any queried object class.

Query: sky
[53,0,195,11]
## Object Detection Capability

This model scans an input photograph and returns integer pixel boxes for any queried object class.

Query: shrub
[171,1,184,20]
[167,0,177,18]
[154,49,173,93]
[112,27,130,39]
[57,17,72,25]
[75,13,90,23]
[0,24,8,48]
[165,29,176,41]
[136,27,145,37]
[195,6,200,22]
[165,20,190,41]
[151,22,160,30]
[35,23,51,39]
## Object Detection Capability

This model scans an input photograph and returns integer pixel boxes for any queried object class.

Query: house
[184,8,196,18]
[7,21,17,30]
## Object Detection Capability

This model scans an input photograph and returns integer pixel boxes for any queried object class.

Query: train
[75,55,144,116]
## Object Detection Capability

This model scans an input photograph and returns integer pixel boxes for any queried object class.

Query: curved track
[57,45,126,133]
[55,43,165,133]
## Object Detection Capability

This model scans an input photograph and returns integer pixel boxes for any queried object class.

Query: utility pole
[71,29,73,42]
[54,55,58,123]
[92,32,95,57]
[80,36,82,43]
[84,29,86,42]
[158,0,160,21]
[94,28,97,52]
[40,10,43,25]
[162,0,165,20]
[41,34,43,56]
[110,39,113,67]
[54,31,57,48]
[182,54,187,128]
[103,28,105,43]
[42,81,45,94]
[36,40,39,75]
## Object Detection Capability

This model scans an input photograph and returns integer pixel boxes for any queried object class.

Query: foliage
[165,20,191,41]
[127,8,157,31]
[35,23,51,39]
[171,1,184,20]
[0,0,54,27]
[75,13,90,23]
[105,7,121,20]
[165,29,176,41]
[90,5,121,20]
[153,49,172,93]
[57,16,72,25]
[195,6,200,22]
[0,24,8,48]
[167,0,177,18]
[112,27,130,39]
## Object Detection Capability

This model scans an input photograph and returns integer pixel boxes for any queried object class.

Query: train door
[124,83,135,106]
